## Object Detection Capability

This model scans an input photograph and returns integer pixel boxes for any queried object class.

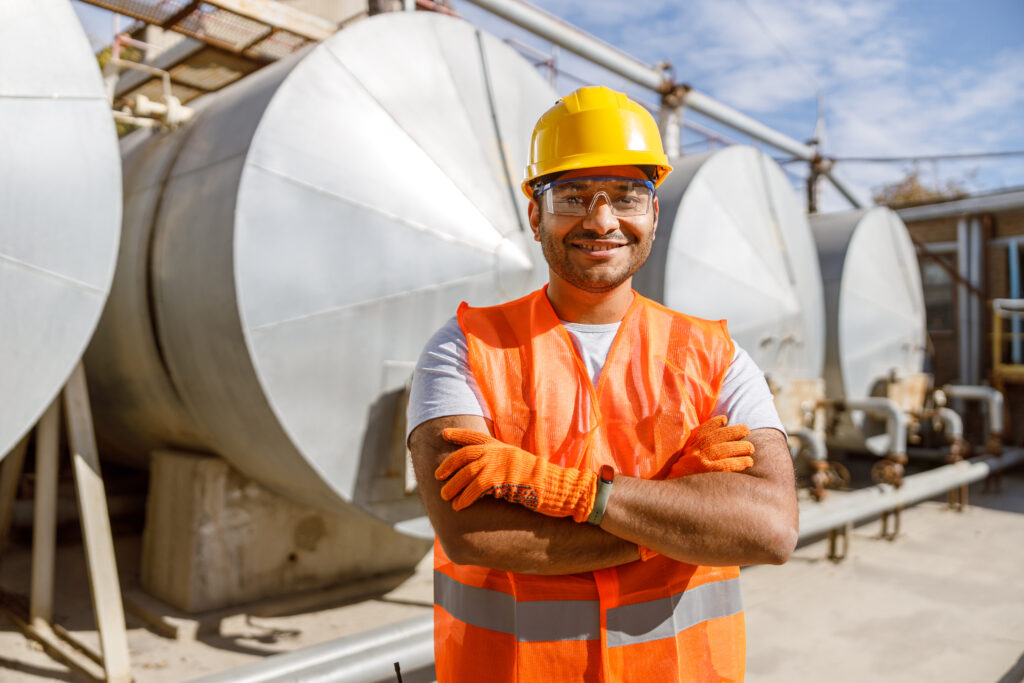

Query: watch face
[600,465,615,483]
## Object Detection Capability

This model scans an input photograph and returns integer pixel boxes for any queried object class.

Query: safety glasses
[533,175,655,217]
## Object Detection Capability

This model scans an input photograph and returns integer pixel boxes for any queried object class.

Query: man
[407,86,798,682]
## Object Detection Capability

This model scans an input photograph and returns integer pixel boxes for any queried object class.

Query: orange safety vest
[434,287,744,682]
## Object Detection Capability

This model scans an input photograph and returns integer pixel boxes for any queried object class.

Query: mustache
[563,228,631,243]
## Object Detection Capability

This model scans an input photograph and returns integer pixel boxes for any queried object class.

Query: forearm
[410,415,639,574]
[599,429,799,566]
[438,497,639,574]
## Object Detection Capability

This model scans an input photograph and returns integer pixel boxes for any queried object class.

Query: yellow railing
[992,299,1024,393]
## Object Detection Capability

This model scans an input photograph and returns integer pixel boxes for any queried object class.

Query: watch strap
[586,466,615,525]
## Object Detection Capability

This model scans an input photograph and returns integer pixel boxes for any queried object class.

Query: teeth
[576,243,623,252]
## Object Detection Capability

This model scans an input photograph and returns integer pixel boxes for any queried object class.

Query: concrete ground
[1,467,1022,682]
[745,468,1024,683]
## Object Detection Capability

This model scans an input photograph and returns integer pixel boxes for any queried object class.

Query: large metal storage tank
[0,0,121,459]
[634,145,826,388]
[85,12,553,534]
[810,207,926,401]
[810,207,926,451]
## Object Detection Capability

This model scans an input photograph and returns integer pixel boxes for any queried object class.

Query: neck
[545,276,635,324]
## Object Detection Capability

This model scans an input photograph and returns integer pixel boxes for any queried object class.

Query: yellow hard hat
[522,86,673,199]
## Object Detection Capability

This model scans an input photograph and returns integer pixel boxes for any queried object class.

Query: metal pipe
[199,452,1024,682]
[658,105,681,159]
[957,218,971,384]
[799,448,1024,539]
[936,407,964,442]
[108,57,172,99]
[111,111,162,128]
[677,89,815,160]
[943,384,1004,437]
[461,0,669,92]
[114,32,163,53]
[460,0,866,208]
[969,217,984,385]
[896,189,1024,221]
[128,94,168,117]
[791,427,827,464]
[683,97,868,207]
[836,397,908,456]
[1009,241,1022,363]
[191,614,434,683]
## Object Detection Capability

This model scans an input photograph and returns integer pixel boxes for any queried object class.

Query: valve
[871,454,907,488]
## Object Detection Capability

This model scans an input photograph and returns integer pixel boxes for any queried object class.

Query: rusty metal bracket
[947,483,968,511]
[945,440,969,511]
[880,505,902,541]
[982,470,1003,494]
[827,523,851,562]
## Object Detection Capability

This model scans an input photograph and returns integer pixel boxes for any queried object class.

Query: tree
[872,168,968,208]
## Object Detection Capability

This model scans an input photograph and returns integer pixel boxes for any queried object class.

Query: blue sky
[73,0,1024,211]
[453,0,1024,210]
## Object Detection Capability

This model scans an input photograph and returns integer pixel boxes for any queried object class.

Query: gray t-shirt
[407,316,785,439]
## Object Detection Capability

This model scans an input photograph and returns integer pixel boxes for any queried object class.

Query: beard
[537,219,654,294]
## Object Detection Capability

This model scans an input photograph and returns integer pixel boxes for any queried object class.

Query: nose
[582,195,619,234]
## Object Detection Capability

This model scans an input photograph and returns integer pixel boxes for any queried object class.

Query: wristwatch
[586,465,615,525]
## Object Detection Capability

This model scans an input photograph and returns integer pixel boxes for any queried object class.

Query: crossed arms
[409,414,799,575]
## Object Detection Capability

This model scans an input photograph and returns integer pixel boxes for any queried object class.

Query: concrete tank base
[141,451,431,614]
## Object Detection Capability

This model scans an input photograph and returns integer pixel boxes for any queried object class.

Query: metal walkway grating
[80,0,336,60]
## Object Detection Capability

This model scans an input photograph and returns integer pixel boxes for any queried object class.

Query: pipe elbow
[791,427,827,463]
[943,384,1005,435]
[841,397,908,456]
[936,407,964,440]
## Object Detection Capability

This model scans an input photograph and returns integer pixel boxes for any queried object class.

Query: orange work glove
[436,428,597,522]
[664,415,755,478]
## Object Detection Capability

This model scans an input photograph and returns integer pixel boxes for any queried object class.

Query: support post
[30,400,60,631]
[957,218,971,385]
[658,105,681,159]
[64,362,133,683]
[1010,240,1021,363]
[0,435,30,554]
[0,364,133,681]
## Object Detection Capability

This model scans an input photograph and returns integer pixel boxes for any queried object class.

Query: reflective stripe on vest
[436,570,743,647]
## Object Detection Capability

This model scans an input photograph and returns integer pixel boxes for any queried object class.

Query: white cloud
[472,0,1024,204]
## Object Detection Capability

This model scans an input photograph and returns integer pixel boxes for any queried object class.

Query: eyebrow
[562,179,639,190]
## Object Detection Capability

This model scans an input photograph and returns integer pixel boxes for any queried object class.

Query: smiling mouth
[572,242,627,253]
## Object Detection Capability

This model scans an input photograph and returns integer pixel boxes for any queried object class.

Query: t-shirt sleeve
[712,343,787,435]
[406,315,490,440]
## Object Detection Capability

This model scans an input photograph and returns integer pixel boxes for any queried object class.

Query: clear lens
[537,176,654,217]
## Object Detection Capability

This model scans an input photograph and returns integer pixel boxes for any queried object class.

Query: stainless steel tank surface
[85,11,554,528]
[634,145,826,385]
[810,207,926,403]
[0,0,122,459]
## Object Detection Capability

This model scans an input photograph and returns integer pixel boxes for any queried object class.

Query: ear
[651,196,659,240]
[528,202,542,241]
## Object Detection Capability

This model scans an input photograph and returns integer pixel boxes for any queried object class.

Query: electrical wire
[731,0,825,148]
[732,0,820,93]
[775,150,1024,164]
[829,150,1024,163]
